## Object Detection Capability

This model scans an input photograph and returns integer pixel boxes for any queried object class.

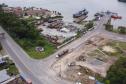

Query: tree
[118,26,126,34]
[104,24,113,31]
[0,11,39,39]
[105,57,126,84]
[85,21,94,30]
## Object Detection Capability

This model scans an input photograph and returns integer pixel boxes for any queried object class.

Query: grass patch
[18,38,56,59]
[117,42,126,50]
[7,64,19,76]
[87,50,100,57]
[27,43,56,59]
[0,58,19,76]
[107,41,126,50]
[102,41,126,57]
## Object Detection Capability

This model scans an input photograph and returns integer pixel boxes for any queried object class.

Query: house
[23,7,51,18]
[2,7,23,17]
[2,7,52,18]
[13,7,23,17]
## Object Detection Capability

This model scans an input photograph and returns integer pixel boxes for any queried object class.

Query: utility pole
[59,61,62,77]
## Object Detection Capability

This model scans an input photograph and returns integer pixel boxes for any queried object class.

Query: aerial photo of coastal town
[0,0,126,84]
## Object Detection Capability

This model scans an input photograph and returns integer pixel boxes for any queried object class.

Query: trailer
[56,49,69,58]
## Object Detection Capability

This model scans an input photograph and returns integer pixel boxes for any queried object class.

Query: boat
[73,15,88,23]
[73,9,88,18]
[111,15,122,19]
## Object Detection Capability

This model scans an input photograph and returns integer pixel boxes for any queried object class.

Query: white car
[56,55,59,58]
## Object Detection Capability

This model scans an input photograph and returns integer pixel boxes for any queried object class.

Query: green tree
[118,26,126,34]
[0,12,39,39]
[104,24,113,31]
[85,21,94,30]
[105,57,126,84]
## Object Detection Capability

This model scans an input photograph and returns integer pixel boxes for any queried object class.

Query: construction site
[52,34,125,84]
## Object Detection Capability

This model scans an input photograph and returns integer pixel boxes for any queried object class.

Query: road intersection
[0,14,126,84]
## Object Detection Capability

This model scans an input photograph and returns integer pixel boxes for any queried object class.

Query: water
[0,0,126,26]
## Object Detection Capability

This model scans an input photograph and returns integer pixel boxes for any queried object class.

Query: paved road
[0,14,126,84]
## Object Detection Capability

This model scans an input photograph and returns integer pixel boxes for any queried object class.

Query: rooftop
[0,69,10,83]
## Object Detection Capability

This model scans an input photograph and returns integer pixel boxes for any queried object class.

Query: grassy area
[0,64,18,76]
[27,43,56,59]
[7,64,19,76]
[0,58,19,76]
[100,41,125,57]
[107,41,126,50]
[116,42,126,50]
[88,40,126,61]
[17,38,56,59]
[87,50,99,57]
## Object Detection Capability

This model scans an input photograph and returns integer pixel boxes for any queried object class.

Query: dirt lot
[52,35,125,83]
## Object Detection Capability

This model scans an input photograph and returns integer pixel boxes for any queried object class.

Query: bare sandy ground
[52,35,118,82]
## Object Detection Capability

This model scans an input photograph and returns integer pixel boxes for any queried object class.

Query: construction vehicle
[56,49,69,58]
